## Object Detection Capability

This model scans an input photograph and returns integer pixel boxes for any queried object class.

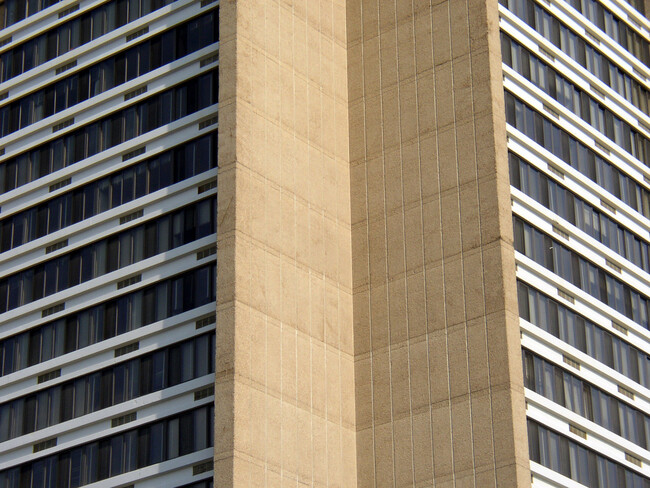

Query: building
[215,0,650,486]
[1,0,649,487]
[503,0,650,485]
[0,0,220,486]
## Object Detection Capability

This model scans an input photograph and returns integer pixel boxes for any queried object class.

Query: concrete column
[215,0,356,485]
[347,0,531,485]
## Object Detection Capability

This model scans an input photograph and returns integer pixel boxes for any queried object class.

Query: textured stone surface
[217,0,530,485]
[216,0,356,485]
[346,0,531,485]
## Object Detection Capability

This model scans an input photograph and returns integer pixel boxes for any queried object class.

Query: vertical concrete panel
[218,0,531,483]
[216,0,355,485]
[348,0,530,485]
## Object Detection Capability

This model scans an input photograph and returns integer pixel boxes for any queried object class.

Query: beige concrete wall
[347,0,531,486]
[215,0,356,485]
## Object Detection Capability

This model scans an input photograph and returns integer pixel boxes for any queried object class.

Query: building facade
[1,0,649,487]
[0,0,219,486]
[216,0,650,486]
[503,0,650,485]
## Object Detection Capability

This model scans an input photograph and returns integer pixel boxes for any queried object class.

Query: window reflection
[0,332,215,442]
[523,348,650,449]
[0,404,214,488]
[514,215,650,329]
[0,263,215,377]
[501,0,649,109]
[528,419,650,487]
[502,33,650,165]
[505,92,650,220]
[510,152,650,273]
[0,69,218,195]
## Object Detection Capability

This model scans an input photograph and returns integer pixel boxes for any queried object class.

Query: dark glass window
[505,91,650,222]
[502,33,650,165]
[0,0,181,77]
[0,196,216,314]
[514,215,650,329]
[0,0,63,29]
[176,479,214,488]
[0,404,214,488]
[523,348,650,449]
[517,280,650,390]
[527,419,650,487]
[0,68,219,195]
[509,152,650,273]
[0,332,214,442]
[0,263,215,378]
[501,0,649,111]
[579,0,649,65]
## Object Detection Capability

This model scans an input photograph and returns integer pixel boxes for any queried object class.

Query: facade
[0,0,219,486]
[0,0,649,487]
[217,0,650,486]
[503,0,650,486]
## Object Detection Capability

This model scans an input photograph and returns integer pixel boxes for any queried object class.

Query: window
[505,92,650,221]
[523,348,650,449]
[579,0,649,65]
[514,216,650,328]
[0,0,181,78]
[0,405,214,487]
[509,152,650,273]
[501,33,650,166]
[502,0,650,111]
[0,69,219,196]
[0,9,218,138]
[518,280,650,391]
[528,419,649,487]
[176,479,214,488]
[0,264,215,377]
[0,332,214,442]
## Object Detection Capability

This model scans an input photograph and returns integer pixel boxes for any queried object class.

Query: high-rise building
[216,0,649,486]
[503,0,650,485]
[0,0,220,486]
[1,0,648,487]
